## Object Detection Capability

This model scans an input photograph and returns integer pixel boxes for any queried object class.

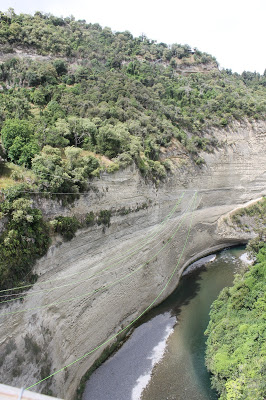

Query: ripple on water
[182,254,216,276]
[83,247,246,400]
[239,252,254,265]
[131,323,174,400]
[83,312,176,400]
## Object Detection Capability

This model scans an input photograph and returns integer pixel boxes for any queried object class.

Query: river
[82,246,248,400]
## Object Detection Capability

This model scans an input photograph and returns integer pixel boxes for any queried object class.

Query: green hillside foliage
[205,245,266,399]
[231,197,266,255]
[31,145,99,193]
[0,9,265,184]
[0,196,50,290]
[0,9,214,62]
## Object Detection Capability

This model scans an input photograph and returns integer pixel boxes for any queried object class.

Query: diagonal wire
[25,192,197,391]
[0,193,185,296]
[0,193,186,304]
[0,193,196,317]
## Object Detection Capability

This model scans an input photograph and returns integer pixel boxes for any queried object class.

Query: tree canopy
[0,9,265,184]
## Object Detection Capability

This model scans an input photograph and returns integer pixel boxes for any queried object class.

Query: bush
[1,119,39,167]
[32,146,100,194]
[115,152,133,168]
[147,160,166,180]
[195,156,205,166]
[53,216,81,240]
[0,198,50,290]
[106,162,120,173]
[97,210,111,227]
[96,125,129,159]
[85,211,95,226]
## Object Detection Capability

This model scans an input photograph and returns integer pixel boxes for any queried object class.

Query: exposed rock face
[0,49,218,79]
[0,120,265,399]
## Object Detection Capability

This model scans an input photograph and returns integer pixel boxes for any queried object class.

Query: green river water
[83,246,247,400]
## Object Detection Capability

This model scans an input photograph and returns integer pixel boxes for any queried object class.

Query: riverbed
[82,246,248,400]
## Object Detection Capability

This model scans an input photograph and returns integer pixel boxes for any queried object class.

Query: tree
[53,59,67,76]
[45,119,70,147]
[32,145,99,193]
[8,136,39,167]
[1,119,33,150]
[64,146,99,179]
[96,124,129,158]
[43,100,65,122]
[1,119,39,167]
[31,146,68,192]
[0,197,50,290]
[30,87,49,110]
[68,117,97,147]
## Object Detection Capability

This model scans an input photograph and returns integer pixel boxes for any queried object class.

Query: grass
[0,164,18,189]
[80,149,114,167]
[0,162,37,189]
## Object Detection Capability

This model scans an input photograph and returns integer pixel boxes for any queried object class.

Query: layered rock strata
[0,120,265,399]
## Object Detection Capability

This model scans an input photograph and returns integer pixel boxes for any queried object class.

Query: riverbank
[82,247,248,400]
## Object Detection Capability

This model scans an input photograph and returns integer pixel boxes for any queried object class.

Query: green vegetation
[97,210,111,227]
[0,9,214,63]
[0,9,265,296]
[1,119,39,167]
[31,145,99,193]
[205,199,266,400]
[0,10,265,393]
[205,245,266,400]
[231,198,266,255]
[85,211,95,226]
[52,215,81,240]
[0,193,151,290]
[0,196,50,290]
[0,9,265,185]
[231,197,266,229]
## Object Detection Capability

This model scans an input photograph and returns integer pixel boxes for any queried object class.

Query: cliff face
[0,120,265,399]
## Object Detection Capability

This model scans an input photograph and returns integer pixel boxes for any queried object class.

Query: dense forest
[205,245,266,400]
[205,199,266,400]
[0,8,265,190]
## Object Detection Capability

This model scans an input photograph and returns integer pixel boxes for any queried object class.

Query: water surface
[83,247,247,400]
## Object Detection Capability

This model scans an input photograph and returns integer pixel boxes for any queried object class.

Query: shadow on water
[82,269,207,400]
[83,248,245,400]
[136,267,204,328]
[139,267,218,400]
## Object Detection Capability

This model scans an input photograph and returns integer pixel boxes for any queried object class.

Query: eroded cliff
[0,120,265,399]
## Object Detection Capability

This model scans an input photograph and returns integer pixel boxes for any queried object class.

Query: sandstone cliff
[0,120,265,399]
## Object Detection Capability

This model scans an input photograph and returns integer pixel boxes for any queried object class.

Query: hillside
[205,198,266,400]
[0,8,265,399]
[0,10,265,292]
[0,9,265,190]
[205,244,266,400]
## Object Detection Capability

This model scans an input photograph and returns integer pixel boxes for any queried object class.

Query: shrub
[97,210,111,227]
[195,157,205,165]
[53,216,81,240]
[107,162,120,173]
[147,160,167,180]
[96,124,129,158]
[115,152,133,168]
[1,119,39,167]
[0,198,50,290]
[85,211,95,226]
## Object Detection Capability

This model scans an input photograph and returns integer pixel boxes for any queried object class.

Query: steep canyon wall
[0,120,265,399]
